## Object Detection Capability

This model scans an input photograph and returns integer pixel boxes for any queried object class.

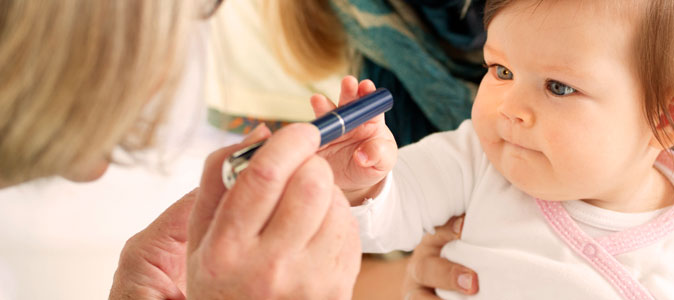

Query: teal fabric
[362,59,440,145]
[330,0,486,146]
[409,0,486,51]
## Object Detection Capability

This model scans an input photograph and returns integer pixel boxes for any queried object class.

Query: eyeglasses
[201,0,223,19]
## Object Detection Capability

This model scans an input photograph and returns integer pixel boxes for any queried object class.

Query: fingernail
[457,273,473,291]
[452,217,464,235]
[356,149,369,165]
[252,123,267,134]
[243,123,268,142]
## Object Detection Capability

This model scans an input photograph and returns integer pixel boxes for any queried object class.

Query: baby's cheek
[542,127,592,179]
[471,99,497,137]
[554,146,608,193]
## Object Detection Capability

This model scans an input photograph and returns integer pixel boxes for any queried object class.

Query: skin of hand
[311,76,398,204]
[109,125,273,300]
[402,215,479,300]
[109,189,196,300]
[110,124,361,300]
[186,122,362,300]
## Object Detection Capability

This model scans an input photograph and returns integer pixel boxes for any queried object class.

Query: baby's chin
[500,170,578,202]
[515,184,579,202]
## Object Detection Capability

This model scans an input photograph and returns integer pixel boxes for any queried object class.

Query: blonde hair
[262,0,348,82]
[484,0,674,149]
[265,0,479,83]
[0,1,195,185]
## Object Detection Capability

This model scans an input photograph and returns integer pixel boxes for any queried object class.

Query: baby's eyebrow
[538,63,591,81]
[483,44,506,60]
[484,43,594,82]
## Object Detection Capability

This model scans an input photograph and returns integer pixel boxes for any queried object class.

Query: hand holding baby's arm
[312,76,398,205]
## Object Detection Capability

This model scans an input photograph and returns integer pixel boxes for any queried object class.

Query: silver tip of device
[222,154,250,189]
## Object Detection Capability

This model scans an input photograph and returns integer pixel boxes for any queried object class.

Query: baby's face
[472,0,657,202]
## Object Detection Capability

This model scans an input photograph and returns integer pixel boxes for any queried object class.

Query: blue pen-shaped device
[223,88,393,189]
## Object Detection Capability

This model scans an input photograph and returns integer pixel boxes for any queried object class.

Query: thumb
[145,189,199,243]
[114,189,198,297]
[354,138,398,172]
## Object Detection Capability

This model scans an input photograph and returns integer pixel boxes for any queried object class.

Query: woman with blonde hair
[0,1,362,299]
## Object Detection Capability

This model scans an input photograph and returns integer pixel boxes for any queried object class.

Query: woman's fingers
[306,186,354,256]
[261,155,334,252]
[404,288,442,300]
[331,193,363,298]
[209,123,321,242]
[306,185,362,296]
[410,256,478,293]
[187,124,270,254]
[242,123,272,143]
[426,215,464,247]
[402,215,478,297]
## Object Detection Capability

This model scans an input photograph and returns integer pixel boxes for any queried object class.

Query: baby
[312,0,674,299]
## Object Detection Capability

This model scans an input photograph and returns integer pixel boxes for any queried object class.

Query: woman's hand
[312,76,397,204]
[109,125,273,300]
[109,189,196,300]
[110,124,362,300]
[186,123,362,299]
[403,215,479,299]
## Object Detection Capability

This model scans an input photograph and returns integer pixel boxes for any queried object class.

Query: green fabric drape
[330,0,486,145]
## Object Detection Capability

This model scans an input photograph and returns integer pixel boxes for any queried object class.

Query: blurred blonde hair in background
[262,0,348,82]
[0,1,195,186]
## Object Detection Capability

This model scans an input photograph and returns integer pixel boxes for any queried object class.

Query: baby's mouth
[501,136,540,153]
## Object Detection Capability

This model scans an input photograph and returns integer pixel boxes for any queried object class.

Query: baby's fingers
[357,79,376,98]
[338,76,378,107]
[310,94,337,118]
[338,75,360,106]
[354,138,398,172]
[316,76,379,118]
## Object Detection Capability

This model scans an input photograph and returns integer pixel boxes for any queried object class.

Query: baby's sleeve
[351,120,486,252]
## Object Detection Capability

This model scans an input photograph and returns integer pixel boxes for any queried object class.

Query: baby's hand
[312,76,397,205]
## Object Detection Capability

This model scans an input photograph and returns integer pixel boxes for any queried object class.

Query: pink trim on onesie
[537,150,674,299]
[537,200,656,300]
[595,150,674,255]
[596,207,674,256]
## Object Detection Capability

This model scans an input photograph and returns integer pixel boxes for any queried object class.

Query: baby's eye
[546,80,576,96]
[494,65,513,80]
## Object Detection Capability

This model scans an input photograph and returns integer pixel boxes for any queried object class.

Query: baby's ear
[651,100,674,149]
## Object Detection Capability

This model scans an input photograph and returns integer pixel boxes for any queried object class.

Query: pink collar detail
[535,150,674,299]
[537,199,658,300]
